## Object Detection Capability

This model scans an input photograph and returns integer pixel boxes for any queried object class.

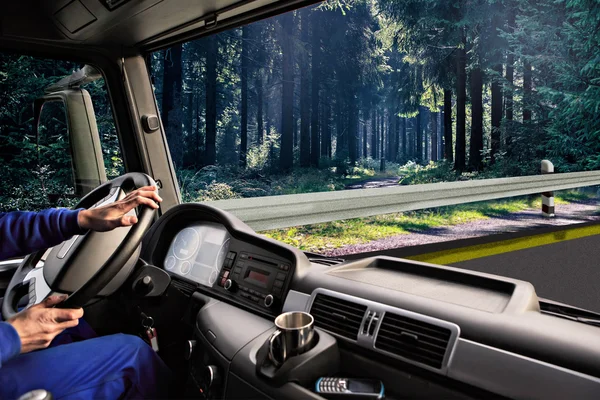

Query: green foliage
[263,190,591,252]
[399,160,458,185]
[0,54,122,211]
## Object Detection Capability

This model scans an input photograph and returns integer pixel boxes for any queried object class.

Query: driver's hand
[77,185,162,232]
[7,295,83,354]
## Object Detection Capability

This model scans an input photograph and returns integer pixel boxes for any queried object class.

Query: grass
[262,190,596,253]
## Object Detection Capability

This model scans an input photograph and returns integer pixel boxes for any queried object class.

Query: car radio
[217,251,291,310]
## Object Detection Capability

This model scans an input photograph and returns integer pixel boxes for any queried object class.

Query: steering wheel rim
[2,172,158,320]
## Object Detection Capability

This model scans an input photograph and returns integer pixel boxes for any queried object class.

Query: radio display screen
[246,269,269,287]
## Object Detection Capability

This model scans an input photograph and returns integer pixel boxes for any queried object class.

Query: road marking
[405,223,600,265]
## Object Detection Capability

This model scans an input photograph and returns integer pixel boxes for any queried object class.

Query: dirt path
[322,199,600,257]
[345,176,402,190]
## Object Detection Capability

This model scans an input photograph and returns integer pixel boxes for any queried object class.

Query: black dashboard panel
[140,203,600,399]
[141,203,312,318]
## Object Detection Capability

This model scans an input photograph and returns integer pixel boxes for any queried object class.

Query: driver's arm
[0,186,162,260]
[0,186,161,367]
[0,208,86,260]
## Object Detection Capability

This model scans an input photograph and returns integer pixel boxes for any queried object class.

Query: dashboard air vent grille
[171,279,197,296]
[310,293,367,340]
[309,257,345,267]
[375,312,451,369]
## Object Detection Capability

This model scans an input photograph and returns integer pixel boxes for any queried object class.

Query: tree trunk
[469,67,483,170]
[335,89,344,157]
[162,43,184,167]
[320,99,328,157]
[299,8,310,167]
[431,111,438,162]
[401,117,407,159]
[505,3,515,152]
[490,2,503,164]
[455,31,467,171]
[523,60,532,122]
[490,63,502,165]
[348,95,358,164]
[205,38,217,166]
[280,13,294,171]
[380,110,385,161]
[424,109,430,163]
[443,89,453,162]
[325,101,332,158]
[374,110,379,159]
[363,113,368,159]
[240,26,249,168]
[389,107,397,161]
[310,12,321,167]
[415,108,422,162]
[256,74,264,145]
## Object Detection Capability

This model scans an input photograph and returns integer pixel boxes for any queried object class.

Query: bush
[399,160,458,185]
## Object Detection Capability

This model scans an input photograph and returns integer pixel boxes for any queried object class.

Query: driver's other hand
[7,295,83,354]
[77,185,162,232]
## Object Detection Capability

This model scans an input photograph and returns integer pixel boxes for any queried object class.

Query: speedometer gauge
[165,223,231,288]
[173,228,200,260]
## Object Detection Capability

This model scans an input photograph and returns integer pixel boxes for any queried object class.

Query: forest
[1,0,599,211]
[150,0,600,186]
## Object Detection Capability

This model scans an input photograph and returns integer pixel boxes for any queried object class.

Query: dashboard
[164,223,231,287]
[139,203,600,400]
[143,204,306,317]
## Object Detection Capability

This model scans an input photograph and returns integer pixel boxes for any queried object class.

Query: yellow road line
[405,224,600,265]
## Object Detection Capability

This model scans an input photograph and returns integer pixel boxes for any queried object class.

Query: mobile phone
[315,377,384,399]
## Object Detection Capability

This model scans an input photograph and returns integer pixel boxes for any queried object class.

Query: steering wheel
[2,173,158,320]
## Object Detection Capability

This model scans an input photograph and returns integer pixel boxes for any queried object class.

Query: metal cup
[268,311,315,366]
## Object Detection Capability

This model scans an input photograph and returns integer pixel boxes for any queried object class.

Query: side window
[0,53,123,211]
[36,101,78,208]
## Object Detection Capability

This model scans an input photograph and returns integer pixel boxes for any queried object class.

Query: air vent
[310,293,367,340]
[375,312,451,369]
[309,257,345,267]
[171,279,196,296]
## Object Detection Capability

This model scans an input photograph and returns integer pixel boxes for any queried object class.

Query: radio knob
[224,279,237,292]
[264,294,274,308]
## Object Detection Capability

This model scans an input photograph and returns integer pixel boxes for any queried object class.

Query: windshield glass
[149,0,600,309]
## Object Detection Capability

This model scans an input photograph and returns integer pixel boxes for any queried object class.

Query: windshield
[149,1,600,310]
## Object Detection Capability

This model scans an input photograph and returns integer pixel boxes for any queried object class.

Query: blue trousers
[0,321,172,399]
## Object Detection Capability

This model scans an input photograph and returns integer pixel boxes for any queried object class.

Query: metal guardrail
[203,170,600,231]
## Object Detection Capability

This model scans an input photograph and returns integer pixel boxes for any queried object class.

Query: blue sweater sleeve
[0,322,21,367]
[0,208,87,260]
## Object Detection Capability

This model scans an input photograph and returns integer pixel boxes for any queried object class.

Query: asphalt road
[452,235,600,313]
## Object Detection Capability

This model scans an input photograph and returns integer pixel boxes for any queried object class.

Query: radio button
[273,280,284,288]
[240,286,248,292]
[227,251,236,259]
[241,253,248,259]
[264,295,274,308]
[273,288,282,296]
[276,272,287,281]
[224,279,237,292]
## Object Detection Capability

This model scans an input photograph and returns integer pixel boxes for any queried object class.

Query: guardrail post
[541,160,555,218]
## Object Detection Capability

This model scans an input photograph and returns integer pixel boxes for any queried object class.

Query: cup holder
[256,328,340,387]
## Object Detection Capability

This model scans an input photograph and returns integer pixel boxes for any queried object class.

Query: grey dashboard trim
[450,339,600,399]
[306,288,461,376]
[282,290,311,313]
